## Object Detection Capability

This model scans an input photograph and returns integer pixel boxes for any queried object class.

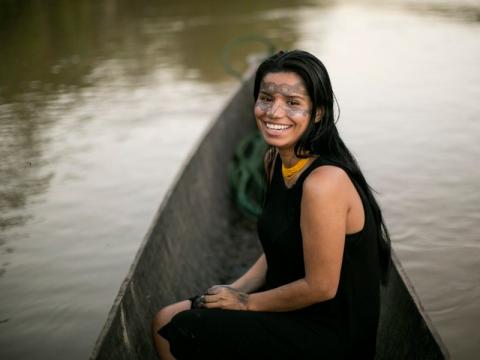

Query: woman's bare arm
[228,253,267,294]
[245,166,349,311]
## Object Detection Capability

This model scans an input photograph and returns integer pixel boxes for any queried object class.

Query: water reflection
[0,103,53,233]
[0,0,322,103]
[399,0,480,23]
[0,0,312,235]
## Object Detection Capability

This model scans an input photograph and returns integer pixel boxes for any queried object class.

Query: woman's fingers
[202,294,225,309]
[203,294,221,303]
[199,285,248,310]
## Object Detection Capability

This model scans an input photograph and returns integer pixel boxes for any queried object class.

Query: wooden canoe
[89,75,449,359]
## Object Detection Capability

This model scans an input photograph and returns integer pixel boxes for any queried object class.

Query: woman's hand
[201,285,249,310]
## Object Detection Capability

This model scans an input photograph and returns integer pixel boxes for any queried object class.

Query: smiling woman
[152,50,392,360]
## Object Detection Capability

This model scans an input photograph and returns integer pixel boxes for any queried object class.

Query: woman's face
[254,71,313,153]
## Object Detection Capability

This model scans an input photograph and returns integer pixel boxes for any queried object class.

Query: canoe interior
[90,76,449,359]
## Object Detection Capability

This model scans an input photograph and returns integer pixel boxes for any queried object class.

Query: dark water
[1,0,479,359]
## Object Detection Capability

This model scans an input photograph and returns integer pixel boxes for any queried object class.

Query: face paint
[285,106,310,118]
[256,80,311,118]
[255,81,311,117]
[255,99,310,118]
[260,81,307,97]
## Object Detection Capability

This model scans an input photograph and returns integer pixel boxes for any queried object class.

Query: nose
[267,101,284,118]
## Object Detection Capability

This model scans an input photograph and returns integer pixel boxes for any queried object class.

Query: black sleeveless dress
[159,156,381,359]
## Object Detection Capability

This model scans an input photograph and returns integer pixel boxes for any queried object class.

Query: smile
[265,122,292,131]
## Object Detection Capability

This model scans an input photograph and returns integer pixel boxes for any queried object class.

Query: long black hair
[254,50,391,284]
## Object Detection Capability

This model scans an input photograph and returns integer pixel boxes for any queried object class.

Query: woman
[152,50,391,359]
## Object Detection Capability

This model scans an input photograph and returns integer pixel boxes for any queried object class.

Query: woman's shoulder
[302,163,351,199]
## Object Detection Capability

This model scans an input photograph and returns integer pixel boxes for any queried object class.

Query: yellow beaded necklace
[282,158,310,180]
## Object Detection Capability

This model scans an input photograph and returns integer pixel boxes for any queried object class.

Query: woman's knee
[152,300,191,332]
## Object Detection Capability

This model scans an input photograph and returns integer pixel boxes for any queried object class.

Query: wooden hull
[90,76,449,359]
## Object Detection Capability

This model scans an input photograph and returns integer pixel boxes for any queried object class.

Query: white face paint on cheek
[285,106,310,118]
[255,99,272,113]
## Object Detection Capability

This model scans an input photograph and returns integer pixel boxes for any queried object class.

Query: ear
[314,107,323,123]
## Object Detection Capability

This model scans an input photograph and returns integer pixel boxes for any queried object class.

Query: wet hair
[254,50,391,284]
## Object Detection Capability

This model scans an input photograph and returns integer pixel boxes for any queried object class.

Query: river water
[0,0,479,359]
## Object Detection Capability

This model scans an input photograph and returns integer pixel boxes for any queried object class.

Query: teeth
[266,122,291,130]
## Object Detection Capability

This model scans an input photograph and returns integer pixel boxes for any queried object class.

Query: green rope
[229,131,268,220]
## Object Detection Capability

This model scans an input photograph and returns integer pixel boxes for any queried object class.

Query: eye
[258,94,272,102]
[287,100,300,106]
